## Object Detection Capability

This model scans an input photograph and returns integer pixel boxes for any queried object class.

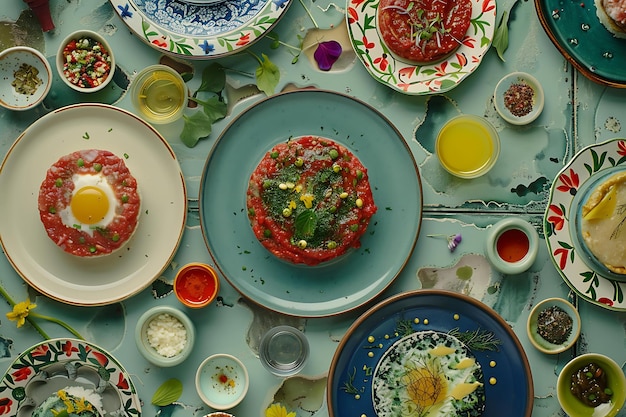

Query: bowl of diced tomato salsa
[56,29,115,93]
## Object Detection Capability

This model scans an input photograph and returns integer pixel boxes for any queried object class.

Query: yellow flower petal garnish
[6,299,36,328]
[300,194,315,209]
[265,403,296,417]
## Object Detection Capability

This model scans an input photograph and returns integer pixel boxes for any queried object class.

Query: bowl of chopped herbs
[0,46,52,111]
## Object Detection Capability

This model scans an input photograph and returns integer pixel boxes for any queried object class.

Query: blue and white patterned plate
[109,0,292,58]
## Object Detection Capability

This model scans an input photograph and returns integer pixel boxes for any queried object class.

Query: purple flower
[427,233,462,252]
[313,40,342,71]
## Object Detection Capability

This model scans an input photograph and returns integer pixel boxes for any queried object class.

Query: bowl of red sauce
[485,217,539,274]
[174,263,220,308]
[56,29,115,93]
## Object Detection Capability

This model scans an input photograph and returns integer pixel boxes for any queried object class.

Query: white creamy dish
[581,171,626,274]
[372,330,485,417]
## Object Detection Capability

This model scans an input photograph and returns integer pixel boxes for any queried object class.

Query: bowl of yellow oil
[435,114,500,179]
[131,64,187,124]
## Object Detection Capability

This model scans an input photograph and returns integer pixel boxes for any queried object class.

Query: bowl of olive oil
[131,64,187,124]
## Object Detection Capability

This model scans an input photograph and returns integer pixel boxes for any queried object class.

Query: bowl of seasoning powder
[527,297,581,354]
[494,72,544,125]
[56,29,115,93]
[135,305,195,367]
[0,46,52,111]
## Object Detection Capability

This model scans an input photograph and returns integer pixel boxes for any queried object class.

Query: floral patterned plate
[346,0,496,95]
[0,338,140,417]
[109,0,291,58]
[545,138,626,311]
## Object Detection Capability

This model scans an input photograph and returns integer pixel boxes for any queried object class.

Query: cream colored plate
[0,104,187,306]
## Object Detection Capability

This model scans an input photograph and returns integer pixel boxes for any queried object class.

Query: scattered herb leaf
[295,209,317,237]
[254,53,280,96]
[492,10,510,61]
[180,112,214,147]
[152,378,183,406]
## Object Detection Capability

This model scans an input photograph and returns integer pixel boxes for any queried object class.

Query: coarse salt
[146,313,187,357]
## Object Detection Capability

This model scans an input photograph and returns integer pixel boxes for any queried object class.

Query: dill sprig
[395,318,415,337]
[448,327,502,352]
[341,367,361,395]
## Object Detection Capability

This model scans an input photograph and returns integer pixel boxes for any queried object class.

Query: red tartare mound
[377,0,472,64]
[246,136,377,266]
[38,149,140,257]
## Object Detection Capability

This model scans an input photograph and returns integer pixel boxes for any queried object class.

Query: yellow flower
[6,298,36,328]
[288,200,297,210]
[265,403,296,417]
[299,194,315,209]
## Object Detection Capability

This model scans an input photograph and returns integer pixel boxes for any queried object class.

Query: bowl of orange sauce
[485,218,539,275]
[174,263,220,308]
[436,114,500,179]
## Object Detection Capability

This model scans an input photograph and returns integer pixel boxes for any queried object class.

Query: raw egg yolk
[71,185,110,224]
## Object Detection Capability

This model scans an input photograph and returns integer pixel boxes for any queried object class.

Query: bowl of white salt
[135,305,195,367]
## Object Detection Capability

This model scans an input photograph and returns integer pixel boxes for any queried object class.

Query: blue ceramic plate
[327,290,534,417]
[536,0,626,87]
[110,0,291,58]
[199,89,422,317]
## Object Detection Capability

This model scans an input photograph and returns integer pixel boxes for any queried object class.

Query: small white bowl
[527,298,581,354]
[135,305,195,367]
[557,353,626,417]
[494,72,544,125]
[484,217,539,274]
[56,30,115,93]
[195,354,249,410]
[0,46,51,111]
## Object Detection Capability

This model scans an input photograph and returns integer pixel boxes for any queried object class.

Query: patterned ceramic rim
[544,138,626,311]
[109,0,292,59]
[346,0,496,95]
[0,338,140,417]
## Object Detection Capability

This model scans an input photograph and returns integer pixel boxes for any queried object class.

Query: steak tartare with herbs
[246,136,377,266]
[38,149,140,257]
[377,0,472,64]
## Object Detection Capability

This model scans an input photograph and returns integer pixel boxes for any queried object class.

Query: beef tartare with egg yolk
[246,136,377,266]
[38,149,140,257]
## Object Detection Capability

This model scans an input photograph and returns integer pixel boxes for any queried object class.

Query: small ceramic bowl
[436,114,500,179]
[484,217,539,274]
[557,353,626,417]
[527,297,581,354]
[56,30,115,93]
[174,263,220,308]
[135,305,195,367]
[494,72,544,125]
[196,354,249,410]
[0,46,51,111]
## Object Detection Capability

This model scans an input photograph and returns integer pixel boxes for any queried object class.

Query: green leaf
[492,10,510,62]
[193,96,228,121]
[152,378,183,406]
[180,112,214,148]
[295,209,317,237]
[196,63,226,94]
[255,53,280,96]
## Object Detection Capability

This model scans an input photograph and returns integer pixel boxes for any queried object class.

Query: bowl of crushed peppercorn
[56,29,115,93]
[135,305,195,367]
[494,72,544,125]
[527,297,581,354]
[0,46,52,111]
[557,353,626,417]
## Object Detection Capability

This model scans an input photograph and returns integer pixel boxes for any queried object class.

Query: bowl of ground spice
[135,305,195,367]
[494,72,544,125]
[527,297,581,354]
[0,46,52,111]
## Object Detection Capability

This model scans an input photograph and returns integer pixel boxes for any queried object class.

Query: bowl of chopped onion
[0,46,52,111]
[56,29,115,93]
[135,305,195,367]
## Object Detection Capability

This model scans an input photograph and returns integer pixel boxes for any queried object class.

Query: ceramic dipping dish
[485,217,539,274]
[0,46,51,111]
[195,354,249,410]
[494,72,544,125]
[527,297,581,354]
[174,262,220,308]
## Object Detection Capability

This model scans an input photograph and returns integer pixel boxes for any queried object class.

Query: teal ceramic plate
[536,0,626,87]
[199,89,422,317]
[0,338,140,417]
[545,138,626,311]
[326,290,534,417]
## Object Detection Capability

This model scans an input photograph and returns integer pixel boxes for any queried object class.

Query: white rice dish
[32,386,103,417]
[372,330,485,417]
[146,313,187,357]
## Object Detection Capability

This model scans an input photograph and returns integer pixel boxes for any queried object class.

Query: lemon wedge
[584,185,617,220]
